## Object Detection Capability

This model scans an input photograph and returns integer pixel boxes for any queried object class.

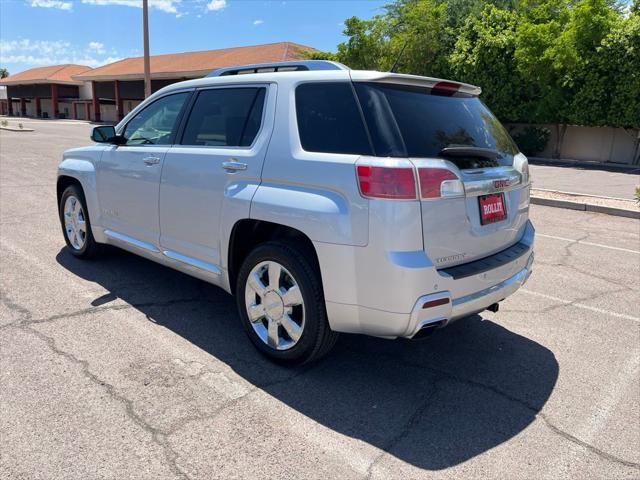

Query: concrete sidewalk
[529,161,639,200]
[528,161,639,218]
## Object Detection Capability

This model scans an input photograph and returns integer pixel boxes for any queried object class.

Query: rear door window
[354,83,517,160]
[295,82,372,155]
[181,87,266,147]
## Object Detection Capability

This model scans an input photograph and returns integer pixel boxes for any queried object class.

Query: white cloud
[206,0,226,11]
[0,39,122,68]
[88,41,105,53]
[253,19,263,26]
[80,0,182,14]
[28,0,73,10]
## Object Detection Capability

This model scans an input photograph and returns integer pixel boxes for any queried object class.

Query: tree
[327,1,452,76]
[335,16,391,71]
[317,0,634,139]
[512,0,626,156]
[570,9,639,128]
[0,68,9,79]
[450,5,528,121]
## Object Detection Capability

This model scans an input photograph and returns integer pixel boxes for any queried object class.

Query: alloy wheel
[63,195,87,250]
[244,260,305,350]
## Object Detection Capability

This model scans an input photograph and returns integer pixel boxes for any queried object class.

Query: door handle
[143,156,160,166]
[222,160,247,172]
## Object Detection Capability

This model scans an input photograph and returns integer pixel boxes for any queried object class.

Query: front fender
[58,148,105,242]
[249,183,368,246]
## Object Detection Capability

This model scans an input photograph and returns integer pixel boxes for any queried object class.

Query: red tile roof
[73,42,316,81]
[0,64,92,85]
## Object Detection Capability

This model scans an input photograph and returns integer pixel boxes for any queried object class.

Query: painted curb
[531,196,640,219]
[0,126,34,132]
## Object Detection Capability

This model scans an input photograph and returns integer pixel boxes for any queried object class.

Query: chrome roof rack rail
[207,60,349,77]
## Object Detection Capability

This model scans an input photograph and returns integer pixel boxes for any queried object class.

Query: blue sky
[0,0,386,75]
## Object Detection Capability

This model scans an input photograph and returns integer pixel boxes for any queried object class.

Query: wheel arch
[56,175,83,204]
[57,157,104,243]
[227,219,322,294]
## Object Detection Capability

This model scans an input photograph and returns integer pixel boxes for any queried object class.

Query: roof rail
[207,60,349,77]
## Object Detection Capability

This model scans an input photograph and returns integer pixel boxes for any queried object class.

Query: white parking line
[537,233,640,255]
[521,289,640,323]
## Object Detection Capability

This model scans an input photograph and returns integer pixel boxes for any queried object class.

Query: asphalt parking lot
[1,119,639,480]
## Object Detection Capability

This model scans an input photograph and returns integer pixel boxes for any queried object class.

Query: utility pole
[143,0,151,98]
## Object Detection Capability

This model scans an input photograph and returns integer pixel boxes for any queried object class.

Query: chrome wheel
[244,260,305,351]
[63,195,87,250]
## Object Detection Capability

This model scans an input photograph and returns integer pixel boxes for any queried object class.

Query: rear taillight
[514,153,530,185]
[356,162,464,200]
[357,165,416,200]
[417,168,464,199]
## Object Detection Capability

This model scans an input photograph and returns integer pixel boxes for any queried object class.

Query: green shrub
[513,126,551,156]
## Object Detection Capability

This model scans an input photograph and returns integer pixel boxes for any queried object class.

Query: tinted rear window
[354,83,517,160]
[295,82,372,155]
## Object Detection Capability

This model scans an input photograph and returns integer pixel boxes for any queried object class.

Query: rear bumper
[318,220,535,338]
[406,252,533,337]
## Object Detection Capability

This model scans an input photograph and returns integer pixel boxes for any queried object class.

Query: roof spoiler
[207,60,349,77]
[349,71,482,96]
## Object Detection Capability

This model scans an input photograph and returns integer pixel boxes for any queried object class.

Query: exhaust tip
[410,320,446,340]
[486,302,500,313]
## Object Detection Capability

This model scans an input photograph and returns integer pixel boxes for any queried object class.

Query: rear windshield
[354,82,518,162]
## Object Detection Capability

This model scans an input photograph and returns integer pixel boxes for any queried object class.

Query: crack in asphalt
[370,354,640,471]
[534,286,634,317]
[2,291,638,473]
[547,233,637,290]
[18,324,191,480]
[0,290,34,324]
[160,361,323,439]
[364,377,445,479]
[0,295,209,330]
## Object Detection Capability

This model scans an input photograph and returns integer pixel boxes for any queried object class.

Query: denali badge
[436,253,467,264]
[493,179,508,189]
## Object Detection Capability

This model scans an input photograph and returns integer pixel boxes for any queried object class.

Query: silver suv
[57,60,534,364]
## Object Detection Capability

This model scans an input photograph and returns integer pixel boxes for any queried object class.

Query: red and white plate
[478,193,507,225]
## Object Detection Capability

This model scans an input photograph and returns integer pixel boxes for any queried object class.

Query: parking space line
[521,289,640,323]
[537,233,640,254]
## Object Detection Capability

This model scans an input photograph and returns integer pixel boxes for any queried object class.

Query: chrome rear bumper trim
[451,254,533,319]
[407,252,533,338]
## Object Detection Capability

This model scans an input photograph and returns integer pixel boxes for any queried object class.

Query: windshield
[354,82,518,163]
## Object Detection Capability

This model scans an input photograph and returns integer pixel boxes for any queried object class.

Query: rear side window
[181,87,266,147]
[354,83,518,159]
[295,83,372,155]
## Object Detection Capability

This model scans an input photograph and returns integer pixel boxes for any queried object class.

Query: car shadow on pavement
[57,247,559,471]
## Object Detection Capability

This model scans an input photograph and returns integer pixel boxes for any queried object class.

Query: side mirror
[91,125,125,144]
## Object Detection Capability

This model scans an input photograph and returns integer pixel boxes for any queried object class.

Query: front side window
[295,82,372,156]
[181,87,266,147]
[123,92,189,146]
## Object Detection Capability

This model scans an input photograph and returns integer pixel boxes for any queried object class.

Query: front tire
[236,241,338,364]
[59,184,102,258]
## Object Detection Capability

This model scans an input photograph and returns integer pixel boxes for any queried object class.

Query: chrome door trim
[162,250,222,275]
[103,229,160,253]
[222,160,248,172]
[143,156,161,166]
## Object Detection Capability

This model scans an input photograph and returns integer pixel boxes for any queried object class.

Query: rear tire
[59,184,102,259]
[235,241,338,364]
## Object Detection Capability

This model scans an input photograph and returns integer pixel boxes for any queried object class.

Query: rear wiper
[439,146,499,160]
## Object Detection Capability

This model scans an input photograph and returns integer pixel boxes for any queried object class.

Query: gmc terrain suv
[57,60,534,364]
